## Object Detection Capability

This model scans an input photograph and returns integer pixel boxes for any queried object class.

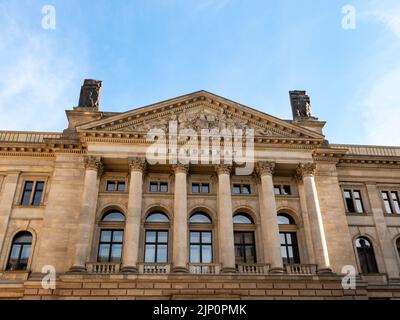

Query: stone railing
[189,263,221,274]
[0,131,62,143]
[236,263,270,274]
[332,144,400,157]
[138,263,171,274]
[86,262,121,274]
[286,264,317,275]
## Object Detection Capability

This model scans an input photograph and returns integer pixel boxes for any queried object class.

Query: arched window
[144,212,170,264]
[146,212,169,223]
[97,210,125,263]
[7,231,33,271]
[356,237,379,274]
[233,213,256,264]
[278,213,300,265]
[189,213,213,265]
[233,213,254,224]
[397,238,400,260]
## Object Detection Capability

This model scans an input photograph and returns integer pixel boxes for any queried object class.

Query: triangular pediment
[77,91,324,140]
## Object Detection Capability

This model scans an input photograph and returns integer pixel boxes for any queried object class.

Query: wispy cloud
[0,5,89,132]
[352,0,400,146]
[193,0,231,14]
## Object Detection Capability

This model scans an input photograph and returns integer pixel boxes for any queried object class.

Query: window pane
[233,185,241,194]
[233,214,253,224]
[274,186,281,195]
[244,232,254,244]
[20,245,31,260]
[283,185,291,195]
[150,182,158,192]
[146,213,169,222]
[279,233,286,244]
[117,182,126,192]
[245,246,256,263]
[10,245,21,260]
[355,199,364,213]
[190,245,200,263]
[278,214,293,225]
[192,184,200,193]
[157,244,168,262]
[21,181,33,205]
[281,246,287,258]
[234,232,243,244]
[383,198,393,214]
[32,189,43,206]
[190,232,200,243]
[201,232,212,244]
[102,211,125,222]
[159,183,168,192]
[112,231,124,242]
[98,244,110,262]
[144,245,156,262]
[344,190,355,212]
[242,185,251,194]
[100,231,112,242]
[157,231,168,243]
[14,233,33,243]
[201,184,209,193]
[202,245,212,263]
[106,181,116,191]
[110,244,122,261]
[235,246,245,264]
[190,213,211,223]
[145,231,156,243]
[392,192,400,214]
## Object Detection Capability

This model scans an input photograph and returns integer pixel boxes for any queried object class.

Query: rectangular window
[234,231,256,264]
[280,232,300,265]
[233,184,251,195]
[274,185,292,196]
[149,182,168,193]
[21,181,45,206]
[106,180,126,192]
[192,183,210,194]
[392,192,400,214]
[97,229,124,263]
[190,231,212,263]
[144,230,168,263]
[343,189,365,213]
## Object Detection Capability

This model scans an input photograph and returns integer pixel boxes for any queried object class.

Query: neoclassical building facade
[0,80,399,300]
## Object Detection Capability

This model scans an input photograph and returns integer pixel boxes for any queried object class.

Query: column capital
[296,162,316,179]
[172,163,189,174]
[84,156,103,173]
[128,157,147,173]
[214,164,232,175]
[255,161,276,177]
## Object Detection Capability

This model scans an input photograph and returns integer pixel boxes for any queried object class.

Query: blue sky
[0,0,399,145]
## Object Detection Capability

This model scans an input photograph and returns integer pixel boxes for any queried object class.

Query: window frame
[149,181,169,193]
[380,190,400,215]
[342,188,366,214]
[97,229,124,263]
[234,231,257,264]
[232,183,251,195]
[355,237,379,274]
[274,184,292,196]
[106,180,126,192]
[189,231,213,264]
[144,230,169,263]
[20,180,46,206]
[6,231,33,271]
[191,182,210,194]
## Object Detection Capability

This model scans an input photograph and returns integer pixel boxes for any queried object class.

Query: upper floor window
[381,191,400,215]
[21,181,45,206]
[149,182,168,193]
[106,180,126,192]
[144,212,170,264]
[7,231,33,271]
[233,184,251,195]
[233,213,254,224]
[192,183,210,194]
[190,213,212,224]
[278,213,300,265]
[233,213,256,265]
[343,189,364,213]
[97,211,125,263]
[274,185,292,196]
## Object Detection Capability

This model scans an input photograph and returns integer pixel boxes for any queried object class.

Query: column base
[317,267,333,275]
[172,266,189,273]
[269,267,285,274]
[121,266,138,274]
[68,265,87,273]
[221,267,237,274]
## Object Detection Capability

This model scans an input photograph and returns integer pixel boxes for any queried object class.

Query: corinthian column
[297,162,331,273]
[172,163,189,273]
[121,157,147,273]
[215,164,236,273]
[256,161,284,273]
[70,156,103,272]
